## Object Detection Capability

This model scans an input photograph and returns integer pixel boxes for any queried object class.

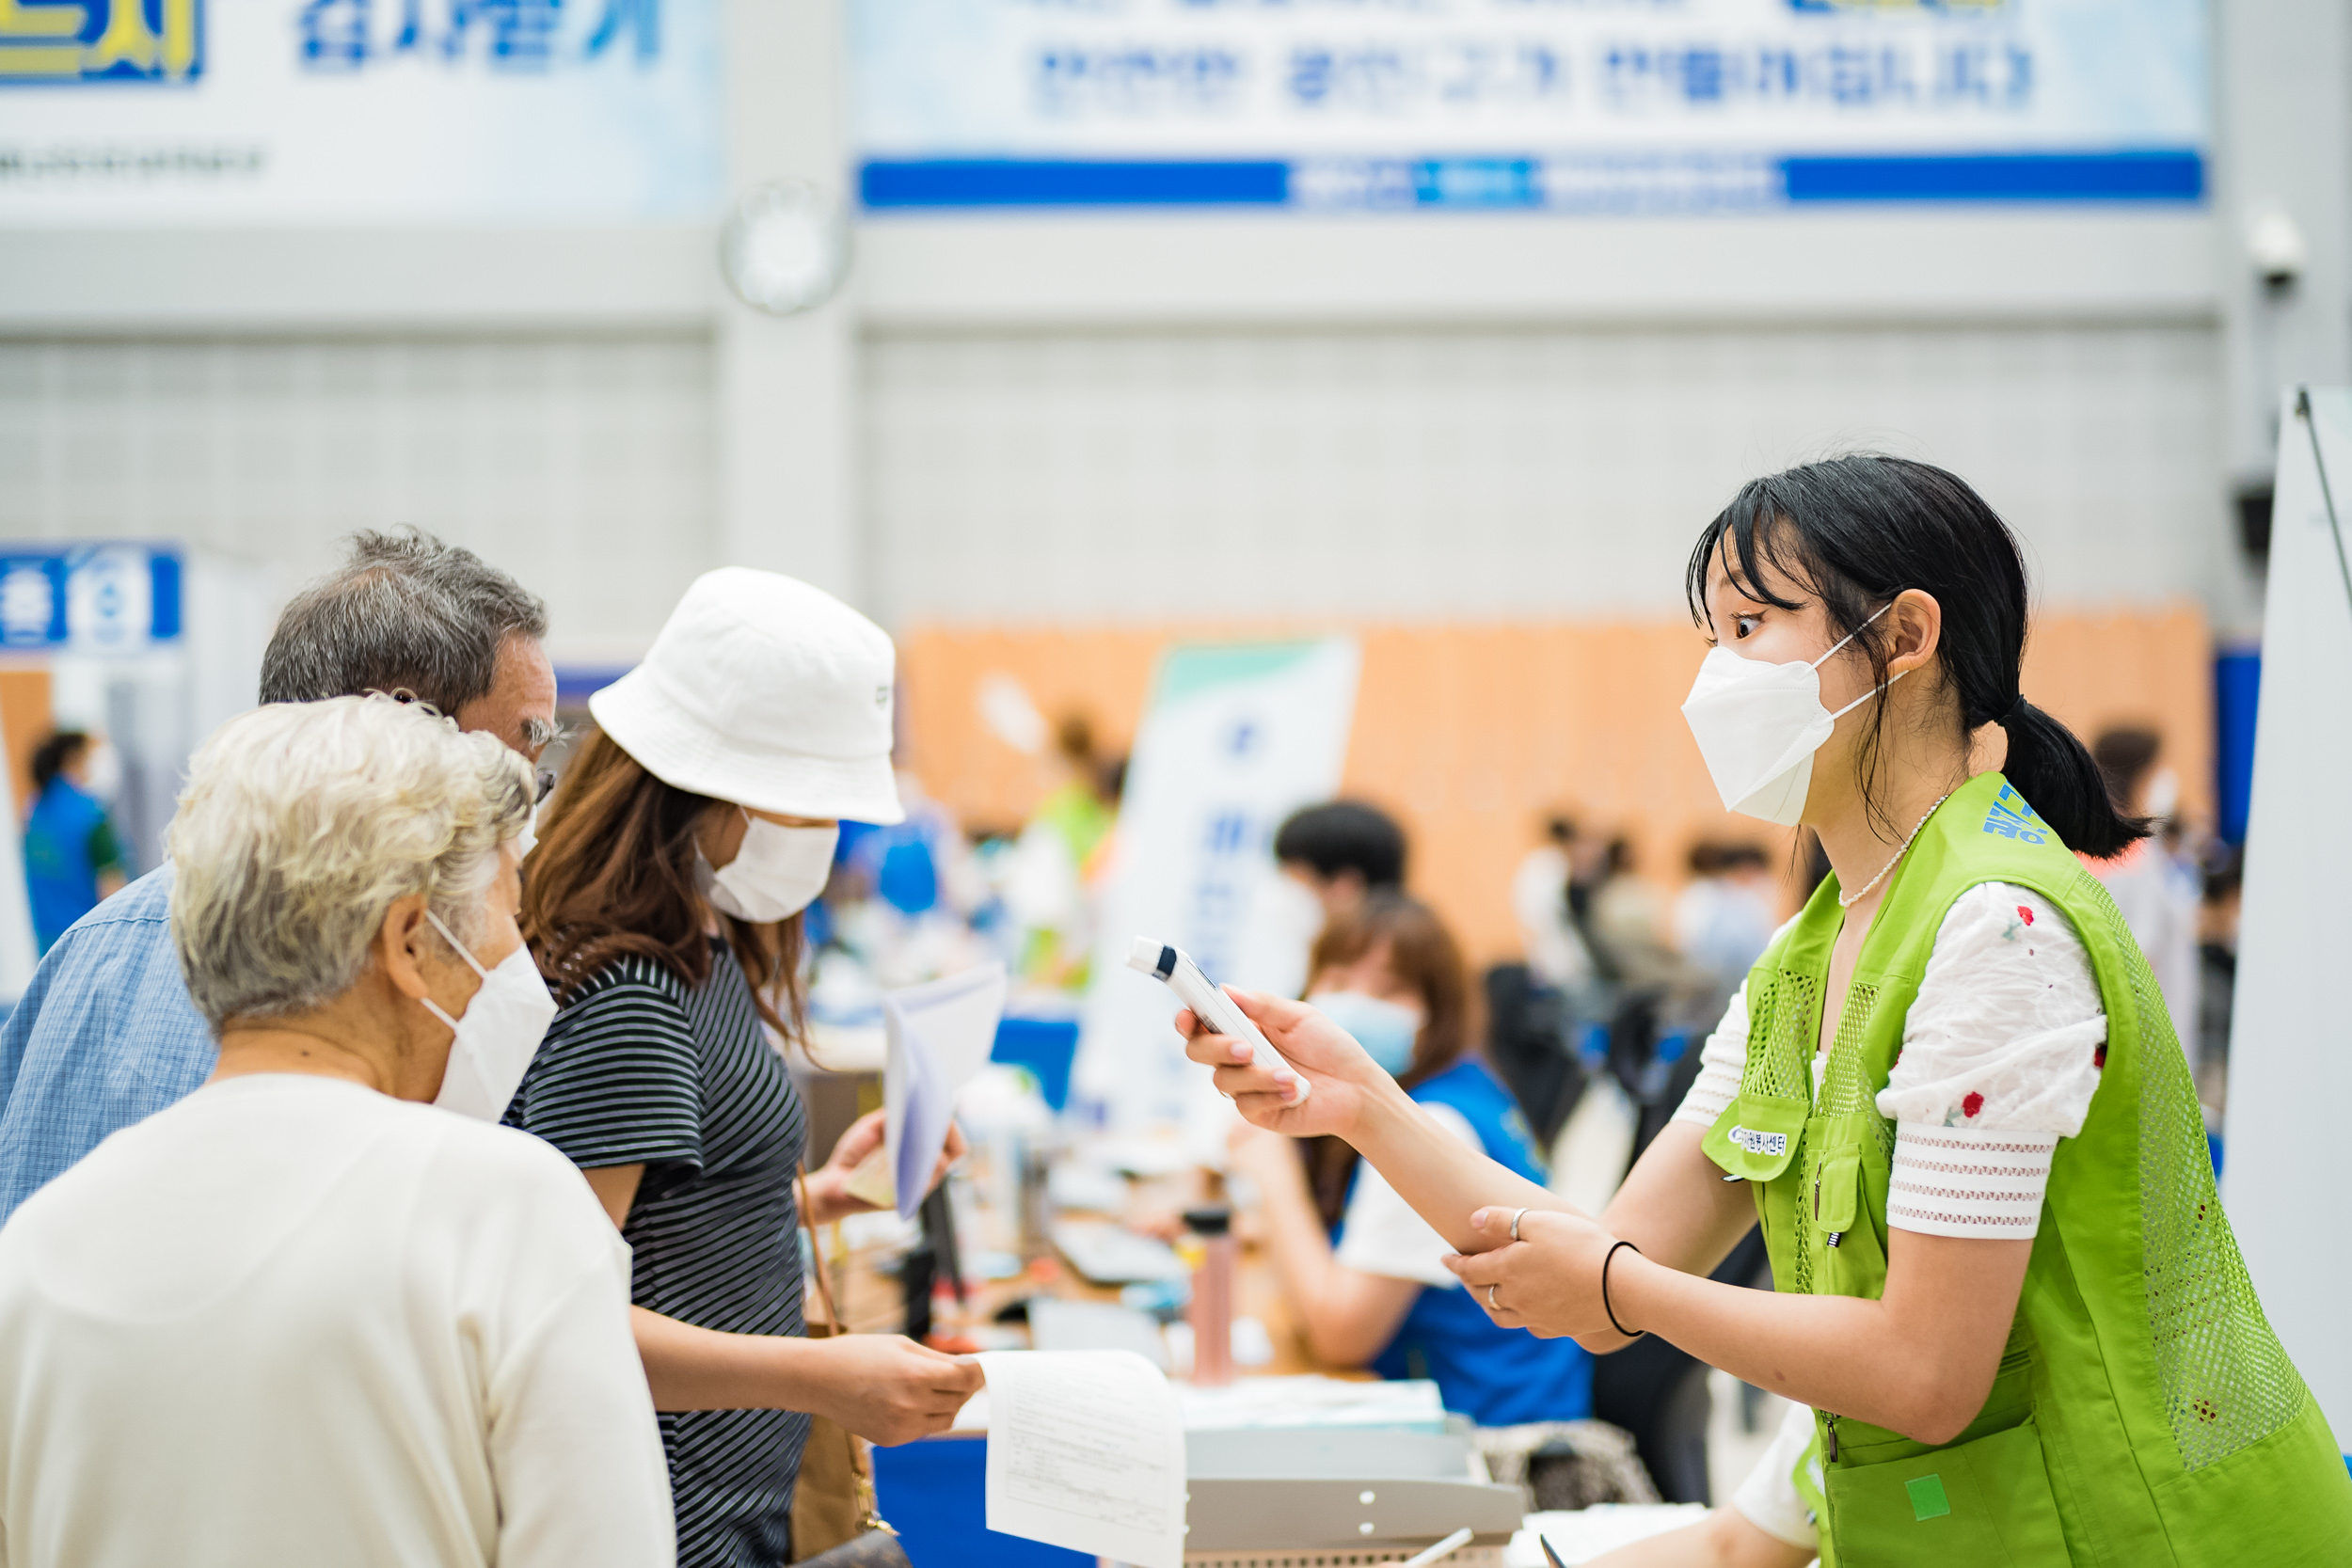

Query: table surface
[827,1163,1348,1382]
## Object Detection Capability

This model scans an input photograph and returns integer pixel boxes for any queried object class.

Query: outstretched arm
[1181,988,1563,1254]
[581,1162,983,1439]
[1445,1204,2029,1445]
[1228,1126,1420,1367]
[1569,1122,1772,1354]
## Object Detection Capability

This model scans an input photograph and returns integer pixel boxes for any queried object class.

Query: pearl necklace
[1836,794,1952,910]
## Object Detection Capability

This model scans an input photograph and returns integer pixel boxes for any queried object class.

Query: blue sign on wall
[0,546,183,654]
[0,0,202,84]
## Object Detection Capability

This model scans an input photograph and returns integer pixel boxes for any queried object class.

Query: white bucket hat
[590,568,905,825]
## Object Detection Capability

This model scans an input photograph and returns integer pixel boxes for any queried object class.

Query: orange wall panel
[0,669,53,819]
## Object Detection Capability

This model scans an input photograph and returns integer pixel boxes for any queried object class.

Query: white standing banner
[1073,637,1359,1134]
[0,0,723,225]
[2228,387,2352,1457]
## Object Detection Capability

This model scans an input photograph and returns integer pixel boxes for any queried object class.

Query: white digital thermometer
[1126,938,1309,1105]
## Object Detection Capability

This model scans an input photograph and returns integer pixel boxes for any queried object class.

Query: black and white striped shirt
[508,940,808,1568]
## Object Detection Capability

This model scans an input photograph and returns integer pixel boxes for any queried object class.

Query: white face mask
[1679,603,1906,827]
[696,810,836,923]
[421,909,556,1121]
[514,800,540,862]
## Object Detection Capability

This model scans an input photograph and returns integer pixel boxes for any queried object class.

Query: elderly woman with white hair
[0,695,675,1568]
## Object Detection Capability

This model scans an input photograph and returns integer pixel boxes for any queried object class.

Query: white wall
[865,320,2224,629]
[0,335,718,666]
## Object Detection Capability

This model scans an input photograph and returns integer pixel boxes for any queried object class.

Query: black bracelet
[1602,1240,1645,1339]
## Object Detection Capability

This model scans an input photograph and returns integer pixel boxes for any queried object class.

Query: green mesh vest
[1701,771,2352,1565]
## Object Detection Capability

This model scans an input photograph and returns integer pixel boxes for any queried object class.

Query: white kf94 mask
[421,909,556,1121]
[696,810,837,924]
[1679,603,1905,827]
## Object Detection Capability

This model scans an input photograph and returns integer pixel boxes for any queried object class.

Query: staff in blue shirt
[0,529,558,1223]
[21,731,127,955]
[1228,892,1592,1427]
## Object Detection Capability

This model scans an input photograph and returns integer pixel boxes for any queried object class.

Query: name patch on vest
[1728,1125,1788,1159]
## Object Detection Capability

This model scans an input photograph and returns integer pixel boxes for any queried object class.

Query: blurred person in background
[2086,725,2201,1061]
[1003,712,1121,990]
[818,771,997,992]
[1586,836,1710,999]
[511,568,982,1568]
[2194,845,2243,1119]
[1273,798,1407,927]
[21,729,127,954]
[1189,454,2352,1561]
[1226,893,1591,1427]
[0,529,557,1223]
[1511,813,1598,994]
[0,696,673,1568]
[1670,842,1779,990]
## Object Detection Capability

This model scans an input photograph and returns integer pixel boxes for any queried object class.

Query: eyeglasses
[535,769,558,805]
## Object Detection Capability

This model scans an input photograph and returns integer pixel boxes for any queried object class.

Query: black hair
[1690,840,1770,877]
[1602,835,1634,878]
[29,731,88,795]
[1720,843,1772,872]
[1273,800,1406,889]
[1685,454,2146,858]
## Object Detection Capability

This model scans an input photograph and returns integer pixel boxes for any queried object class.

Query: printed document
[976,1349,1186,1568]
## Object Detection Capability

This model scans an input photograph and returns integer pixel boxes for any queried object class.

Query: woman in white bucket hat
[511,568,982,1568]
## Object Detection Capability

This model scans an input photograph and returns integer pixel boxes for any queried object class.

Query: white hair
[167,694,533,1029]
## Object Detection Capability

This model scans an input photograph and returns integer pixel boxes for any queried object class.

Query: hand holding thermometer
[1126,938,1309,1106]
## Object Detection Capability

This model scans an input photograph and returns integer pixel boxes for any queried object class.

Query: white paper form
[976,1349,1187,1568]
[882,961,1008,1220]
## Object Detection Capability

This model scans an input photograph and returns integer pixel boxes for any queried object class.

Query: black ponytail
[1998,698,2147,857]
[1685,455,2149,859]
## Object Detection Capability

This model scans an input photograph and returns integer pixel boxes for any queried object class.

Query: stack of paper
[1176,1374,1451,1433]
[975,1349,1187,1568]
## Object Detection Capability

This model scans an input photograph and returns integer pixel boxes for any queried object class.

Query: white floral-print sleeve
[1878,881,2106,1239]
[1669,916,1803,1131]
[1670,977,1750,1130]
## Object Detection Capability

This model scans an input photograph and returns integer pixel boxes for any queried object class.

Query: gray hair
[260,529,548,716]
[168,694,533,1029]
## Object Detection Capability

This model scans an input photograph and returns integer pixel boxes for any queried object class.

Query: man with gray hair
[0,529,557,1220]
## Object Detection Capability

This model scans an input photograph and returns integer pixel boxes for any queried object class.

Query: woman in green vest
[1181,455,2352,1565]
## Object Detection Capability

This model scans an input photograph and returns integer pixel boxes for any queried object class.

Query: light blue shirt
[0,866,215,1221]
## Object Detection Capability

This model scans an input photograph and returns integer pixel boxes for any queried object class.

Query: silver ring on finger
[1487,1283,1501,1312]
[1509,1207,1530,1243]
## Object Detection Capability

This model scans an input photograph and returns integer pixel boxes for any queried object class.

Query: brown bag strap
[795,1164,883,1514]
[797,1164,843,1333]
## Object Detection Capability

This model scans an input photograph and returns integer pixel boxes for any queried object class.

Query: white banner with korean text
[1073,636,1359,1138]
[0,0,723,224]
[855,0,2208,212]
